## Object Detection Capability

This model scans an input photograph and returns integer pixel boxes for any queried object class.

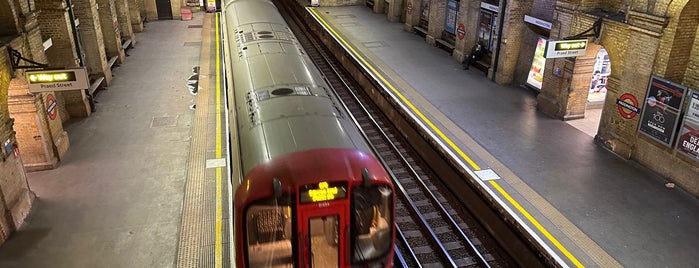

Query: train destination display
[300,181,347,203]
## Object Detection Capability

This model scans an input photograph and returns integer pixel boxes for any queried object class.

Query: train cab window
[350,185,393,263]
[245,198,294,267]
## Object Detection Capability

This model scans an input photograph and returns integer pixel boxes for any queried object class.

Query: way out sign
[26,68,89,93]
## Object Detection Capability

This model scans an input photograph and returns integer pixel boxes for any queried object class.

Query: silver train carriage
[222,0,396,266]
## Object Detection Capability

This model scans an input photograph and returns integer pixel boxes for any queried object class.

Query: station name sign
[545,39,588,58]
[26,68,89,93]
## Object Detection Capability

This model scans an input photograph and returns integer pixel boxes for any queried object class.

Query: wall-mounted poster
[444,0,458,34]
[526,37,547,90]
[675,90,699,161]
[638,76,686,146]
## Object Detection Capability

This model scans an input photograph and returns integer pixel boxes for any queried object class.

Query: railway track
[275,1,517,267]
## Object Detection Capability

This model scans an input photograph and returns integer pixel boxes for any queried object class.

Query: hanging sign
[26,68,89,93]
[545,39,588,58]
[675,90,699,160]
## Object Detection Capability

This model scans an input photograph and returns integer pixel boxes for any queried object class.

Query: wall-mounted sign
[545,39,588,58]
[26,68,89,93]
[524,15,552,29]
[480,2,498,12]
[638,76,686,146]
[675,90,699,160]
[616,93,639,119]
[46,94,58,120]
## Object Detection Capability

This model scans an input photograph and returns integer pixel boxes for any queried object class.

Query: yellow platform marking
[307,7,587,267]
[215,13,224,268]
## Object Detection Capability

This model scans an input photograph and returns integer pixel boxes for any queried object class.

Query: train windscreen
[351,185,393,263]
[245,198,293,267]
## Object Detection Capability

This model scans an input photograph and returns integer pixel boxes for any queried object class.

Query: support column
[73,0,113,85]
[129,0,144,32]
[36,0,92,119]
[454,0,482,62]
[403,0,420,31]
[492,0,531,84]
[373,0,386,14]
[97,0,126,64]
[425,0,446,46]
[386,0,402,22]
[7,80,69,171]
[116,0,136,47]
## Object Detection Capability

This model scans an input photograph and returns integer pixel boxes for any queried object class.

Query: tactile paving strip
[176,14,231,268]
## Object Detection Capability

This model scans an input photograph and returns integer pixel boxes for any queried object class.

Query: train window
[350,185,393,263]
[245,198,294,267]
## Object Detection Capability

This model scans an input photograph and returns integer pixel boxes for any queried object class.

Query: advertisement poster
[526,37,547,90]
[675,90,699,160]
[444,0,458,34]
[638,76,686,146]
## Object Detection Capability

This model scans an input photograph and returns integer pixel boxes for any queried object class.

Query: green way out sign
[26,68,89,93]
[545,39,588,58]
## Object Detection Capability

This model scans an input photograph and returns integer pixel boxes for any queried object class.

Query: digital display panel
[545,39,588,58]
[25,68,89,93]
[28,71,77,83]
[300,181,347,203]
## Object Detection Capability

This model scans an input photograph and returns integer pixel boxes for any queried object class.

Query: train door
[298,205,347,267]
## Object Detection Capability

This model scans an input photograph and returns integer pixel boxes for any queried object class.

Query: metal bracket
[566,17,604,40]
[7,47,49,70]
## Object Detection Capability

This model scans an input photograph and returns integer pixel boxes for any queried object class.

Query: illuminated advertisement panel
[638,76,686,146]
[526,37,547,90]
[675,90,699,161]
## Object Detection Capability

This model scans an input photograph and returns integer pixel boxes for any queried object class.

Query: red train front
[234,149,394,267]
[221,0,395,266]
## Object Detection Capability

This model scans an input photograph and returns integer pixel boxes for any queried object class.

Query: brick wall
[73,0,113,84]
[97,0,127,64]
[130,0,145,32]
[0,46,35,246]
[115,0,136,45]
[0,1,19,37]
[494,0,532,85]
[663,1,698,82]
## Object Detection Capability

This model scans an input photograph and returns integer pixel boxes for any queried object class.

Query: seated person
[463,41,486,70]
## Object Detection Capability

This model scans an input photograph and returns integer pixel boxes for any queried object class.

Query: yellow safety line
[490,181,583,267]
[307,7,583,267]
[214,13,223,268]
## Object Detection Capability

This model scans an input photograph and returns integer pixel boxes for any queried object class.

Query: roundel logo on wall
[457,23,465,40]
[616,93,640,119]
[46,94,58,120]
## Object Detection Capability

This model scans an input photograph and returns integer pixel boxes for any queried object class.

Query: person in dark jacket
[463,41,486,70]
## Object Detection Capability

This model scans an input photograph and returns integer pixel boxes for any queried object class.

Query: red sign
[407,2,413,15]
[46,94,58,120]
[616,93,639,119]
[457,23,465,40]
